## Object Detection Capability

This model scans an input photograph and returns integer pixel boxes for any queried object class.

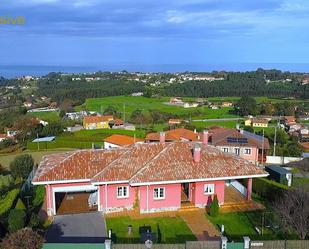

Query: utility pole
[261,129,265,165]
[123,103,126,123]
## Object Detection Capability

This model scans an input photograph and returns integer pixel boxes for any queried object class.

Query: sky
[1,0,309,69]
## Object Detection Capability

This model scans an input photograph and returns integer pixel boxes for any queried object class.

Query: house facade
[32,139,267,216]
[83,115,114,130]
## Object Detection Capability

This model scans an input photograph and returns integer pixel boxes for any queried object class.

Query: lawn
[207,211,279,241]
[27,111,60,123]
[192,120,240,129]
[76,96,240,120]
[0,149,74,168]
[106,216,196,244]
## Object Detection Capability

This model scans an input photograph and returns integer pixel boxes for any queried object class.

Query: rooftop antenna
[273,125,277,156]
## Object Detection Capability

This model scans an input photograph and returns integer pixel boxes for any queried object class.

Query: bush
[32,185,45,208]
[0,189,20,216]
[15,198,26,210]
[9,154,34,180]
[0,174,14,195]
[1,227,44,249]
[252,178,288,202]
[8,209,26,233]
[209,195,219,217]
[28,213,40,229]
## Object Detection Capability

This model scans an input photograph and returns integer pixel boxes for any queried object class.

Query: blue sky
[1,0,309,68]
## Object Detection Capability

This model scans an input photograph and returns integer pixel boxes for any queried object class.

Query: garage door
[53,185,99,215]
[56,192,98,215]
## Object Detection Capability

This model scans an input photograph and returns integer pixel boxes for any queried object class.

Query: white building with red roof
[32,138,267,216]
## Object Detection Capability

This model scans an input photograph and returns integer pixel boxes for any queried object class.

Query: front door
[181,183,190,202]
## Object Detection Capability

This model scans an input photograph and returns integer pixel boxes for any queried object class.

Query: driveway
[45,212,107,243]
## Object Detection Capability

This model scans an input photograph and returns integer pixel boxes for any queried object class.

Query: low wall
[266,156,302,164]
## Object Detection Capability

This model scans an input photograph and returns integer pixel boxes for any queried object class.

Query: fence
[43,240,309,249]
[266,156,302,164]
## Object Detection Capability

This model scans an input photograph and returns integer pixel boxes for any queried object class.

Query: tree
[28,213,40,229]
[274,185,309,239]
[8,209,26,233]
[104,105,120,117]
[1,228,44,249]
[9,154,34,180]
[235,96,257,116]
[40,123,63,137]
[15,199,26,210]
[209,195,219,217]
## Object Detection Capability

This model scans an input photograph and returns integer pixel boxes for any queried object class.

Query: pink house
[32,138,268,216]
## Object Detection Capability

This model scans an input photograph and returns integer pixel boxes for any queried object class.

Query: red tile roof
[83,115,113,124]
[0,134,7,139]
[104,134,144,146]
[33,142,267,185]
[146,128,199,142]
[209,128,270,150]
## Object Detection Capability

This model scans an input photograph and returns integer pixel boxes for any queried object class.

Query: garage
[53,185,99,215]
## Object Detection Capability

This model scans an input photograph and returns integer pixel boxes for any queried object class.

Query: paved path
[192,118,243,122]
[179,210,220,241]
[45,212,106,243]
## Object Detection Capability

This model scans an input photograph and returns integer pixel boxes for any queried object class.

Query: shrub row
[27,140,103,150]
[252,178,288,202]
[0,188,20,216]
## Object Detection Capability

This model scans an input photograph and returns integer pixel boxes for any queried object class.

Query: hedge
[27,141,103,150]
[252,178,288,201]
[0,188,20,216]
[8,209,26,233]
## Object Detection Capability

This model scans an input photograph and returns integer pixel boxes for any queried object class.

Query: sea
[1,63,309,79]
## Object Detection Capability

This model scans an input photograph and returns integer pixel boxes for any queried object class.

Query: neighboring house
[251,118,268,128]
[168,119,182,126]
[183,102,199,108]
[145,128,199,142]
[32,140,267,216]
[0,134,7,142]
[169,97,183,104]
[244,119,252,126]
[65,125,84,132]
[83,115,114,130]
[113,119,124,127]
[23,101,32,108]
[208,127,270,164]
[221,102,233,107]
[281,116,296,126]
[104,134,144,149]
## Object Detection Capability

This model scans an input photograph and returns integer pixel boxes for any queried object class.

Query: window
[204,184,215,195]
[223,147,229,153]
[153,187,165,200]
[117,186,129,198]
[235,148,240,156]
[244,148,252,155]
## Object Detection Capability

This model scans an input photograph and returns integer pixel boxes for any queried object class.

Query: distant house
[168,119,182,126]
[244,119,252,126]
[23,101,32,108]
[281,116,296,126]
[169,97,183,104]
[104,134,144,149]
[83,115,114,130]
[251,119,269,128]
[113,119,124,127]
[221,102,233,107]
[209,104,219,110]
[131,92,144,97]
[65,125,84,132]
[146,128,199,142]
[183,102,199,108]
[208,127,270,164]
[0,134,7,142]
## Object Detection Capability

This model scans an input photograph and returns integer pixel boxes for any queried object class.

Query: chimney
[193,144,201,163]
[159,132,165,144]
[203,130,209,145]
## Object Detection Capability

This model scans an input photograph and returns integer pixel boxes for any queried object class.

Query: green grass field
[0,149,74,168]
[106,216,196,243]
[27,111,60,123]
[76,96,239,120]
[207,211,278,240]
[192,120,240,129]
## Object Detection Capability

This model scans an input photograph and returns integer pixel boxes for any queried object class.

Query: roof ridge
[128,142,175,183]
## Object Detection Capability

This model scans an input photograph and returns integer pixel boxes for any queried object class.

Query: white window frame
[223,147,229,153]
[117,186,129,199]
[153,187,165,200]
[244,148,252,155]
[235,148,240,156]
[204,183,215,195]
